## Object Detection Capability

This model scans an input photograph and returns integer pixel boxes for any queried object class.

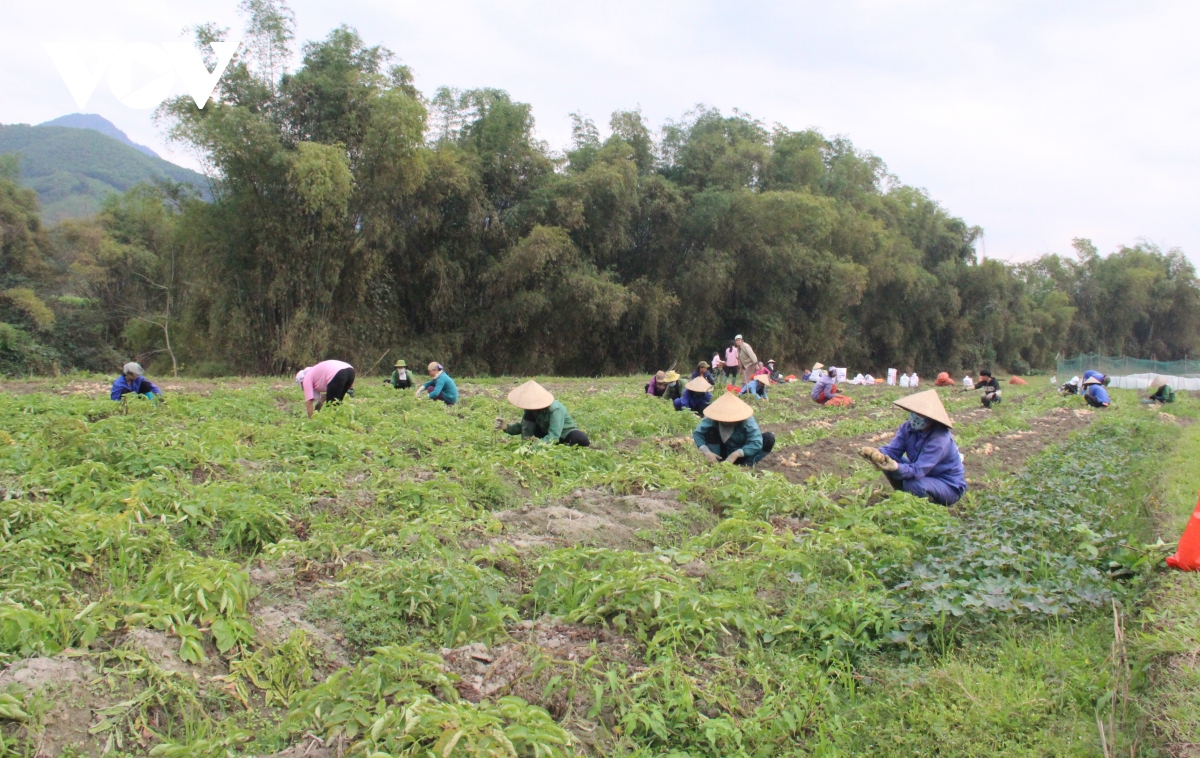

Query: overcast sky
[2,0,1198,263]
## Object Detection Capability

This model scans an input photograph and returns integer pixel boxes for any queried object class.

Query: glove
[493,418,505,430]
[701,448,720,463]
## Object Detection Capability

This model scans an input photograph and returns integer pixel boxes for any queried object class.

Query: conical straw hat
[1149,375,1166,390]
[685,376,712,392]
[507,380,555,410]
[892,389,954,428]
[1082,376,1101,386]
[811,362,825,372]
[703,392,754,423]
[755,373,772,385]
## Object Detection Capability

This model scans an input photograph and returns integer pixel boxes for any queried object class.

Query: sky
[2,0,1198,263]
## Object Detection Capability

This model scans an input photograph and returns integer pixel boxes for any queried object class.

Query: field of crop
[0,374,1196,757]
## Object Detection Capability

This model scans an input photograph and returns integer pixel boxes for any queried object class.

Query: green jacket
[504,400,579,443]
[387,368,414,388]
[665,378,687,401]
[1152,384,1176,403]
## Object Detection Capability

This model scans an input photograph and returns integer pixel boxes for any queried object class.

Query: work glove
[493,417,505,430]
[701,448,720,463]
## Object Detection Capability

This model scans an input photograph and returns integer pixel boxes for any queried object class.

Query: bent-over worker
[674,376,713,414]
[858,389,967,506]
[111,362,163,402]
[495,380,590,446]
[1145,376,1176,404]
[296,359,355,418]
[692,393,775,466]
[1083,376,1110,408]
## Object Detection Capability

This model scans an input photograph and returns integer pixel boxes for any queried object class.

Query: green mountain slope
[0,123,209,223]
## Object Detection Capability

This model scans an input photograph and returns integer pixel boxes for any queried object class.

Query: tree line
[2,1,1198,378]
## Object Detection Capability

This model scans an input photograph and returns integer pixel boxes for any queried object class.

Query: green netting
[1057,354,1200,378]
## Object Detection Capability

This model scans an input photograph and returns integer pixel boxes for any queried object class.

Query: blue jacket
[693,416,764,460]
[691,369,716,385]
[739,378,768,399]
[878,421,967,497]
[674,388,712,413]
[1085,384,1110,405]
[111,375,161,401]
[1083,370,1106,383]
[423,373,458,404]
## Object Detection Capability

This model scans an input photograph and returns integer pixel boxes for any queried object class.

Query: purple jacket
[878,421,967,497]
[811,374,834,402]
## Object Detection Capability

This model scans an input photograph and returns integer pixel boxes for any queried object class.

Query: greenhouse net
[1057,354,1200,390]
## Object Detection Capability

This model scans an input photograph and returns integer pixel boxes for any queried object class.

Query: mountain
[0,120,209,223]
[40,113,160,158]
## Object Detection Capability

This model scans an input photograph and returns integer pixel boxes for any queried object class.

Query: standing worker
[296,359,355,418]
[110,362,164,403]
[384,359,414,389]
[724,342,740,381]
[735,335,759,386]
[416,362,458,405]
[495,380,590,446]
[858,389,967,506]
[692,393,775,466]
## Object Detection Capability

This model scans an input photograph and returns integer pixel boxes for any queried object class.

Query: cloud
[1,0,1197,262]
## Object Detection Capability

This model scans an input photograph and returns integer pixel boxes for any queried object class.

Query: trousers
[324,367,356,403]
[558,430,590,447]
[886,473,964,506]
[701,428,775,466]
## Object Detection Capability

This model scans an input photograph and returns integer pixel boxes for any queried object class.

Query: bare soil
[0,656,99,757]
[493,489,697,550]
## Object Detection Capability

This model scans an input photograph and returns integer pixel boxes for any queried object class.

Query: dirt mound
[121,627,227,676]
[0,656,99,756]
[495,489,691,550]
[251,603,352,673]
[962,407,1094,483]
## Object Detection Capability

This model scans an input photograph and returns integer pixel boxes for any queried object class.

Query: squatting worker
[646,370,685,400]
[1145,375,1176,405]
[735,334,759,386]
[385,359,414,389]
[674,376,713,414]
[858,389,967,506]
[811,364,838,404]
[1083,376,1110,408]
[111,362,164,402]
[417,362,458,405]
[692,392,775,466]
[495,380,590,446]
[296,359,355,418]
[975,369,1002,408]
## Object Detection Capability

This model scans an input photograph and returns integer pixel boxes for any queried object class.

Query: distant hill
[0,120,209,224]
[40,113,160,158]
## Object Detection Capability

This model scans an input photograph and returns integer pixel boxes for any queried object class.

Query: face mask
[908,413,928,430]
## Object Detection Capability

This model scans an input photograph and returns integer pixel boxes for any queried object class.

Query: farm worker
[711,352,725,372]
[724,343,740,379]
[417,362,458,405]
[739,373,770,399]
[1060,376,1081,395]
[1083,370,1111,387]
[805,362,824,382]
[1082,376,1111,408]
[495,380,590,446]
[1143,375,1176,404]
[692,361,717,386]
[765,360,785,383]
[858,389,967,506]
[692,392,775,466]
[384,359,414,389]
[811,368,840,404]
[295,359,355,418]
[934,372,955,387]
[110,362,163,402]
[735,335,760,386]
[647,370,684,399]
[973,369,1002,408]
[674,376,713,414]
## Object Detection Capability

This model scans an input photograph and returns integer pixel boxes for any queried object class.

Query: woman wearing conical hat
[691,392,775,466]
[858,389,967,506]
[494,381,590,446]
[674,376,713,415]
[738,371,771,400]
[1144,375,1175,405]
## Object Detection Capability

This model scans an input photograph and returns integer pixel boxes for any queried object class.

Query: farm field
[0,374,1197,757]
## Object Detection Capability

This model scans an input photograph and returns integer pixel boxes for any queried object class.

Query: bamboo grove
[1,1,1198,378]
